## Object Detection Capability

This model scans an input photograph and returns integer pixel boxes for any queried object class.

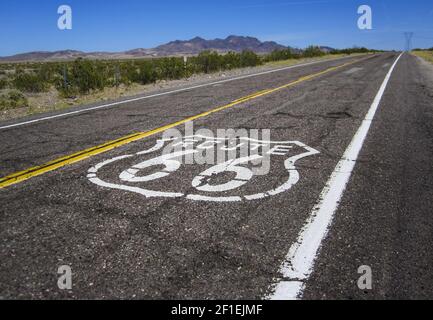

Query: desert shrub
[240,50,263,67]
[265,49,298,62]
[0,78,7,90]
[303,46,326,58]
[56,58,109,96]
[156,57,186,80]
[36,63,58,84]
[116,61,136,85]
[13,72,49,93]
[72,59,107,93]
[331,47,371,55]
[193,51,223,73]
[222,51,241,70]
[137,60,159,84]
[14,65,25,75]
[0,90,28,111]
[189,50,262,74]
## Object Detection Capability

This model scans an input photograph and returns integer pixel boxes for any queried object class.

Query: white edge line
[266,52,404,300]
[0,55,370,131]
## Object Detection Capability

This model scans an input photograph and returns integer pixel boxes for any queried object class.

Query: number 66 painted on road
[87,137,319,202]
[119,149,261,193]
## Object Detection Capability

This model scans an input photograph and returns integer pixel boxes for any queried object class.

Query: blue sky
[1,0,432,56]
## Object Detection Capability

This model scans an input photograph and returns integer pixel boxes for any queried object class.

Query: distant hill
[153,35,287,55]
[0,35,290,62]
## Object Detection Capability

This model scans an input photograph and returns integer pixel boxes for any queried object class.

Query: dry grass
[412,50,433,64]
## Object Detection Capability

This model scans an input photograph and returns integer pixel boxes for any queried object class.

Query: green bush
[193,51,223,73]
[0,78,7,90]
[13,72,49,93]
[0,90,28,111]
[265,49,299,62]
[222,51,241,69]
[37,63,58,84]
[303,46,326,58]
[189,50,262,74]
[71,59,107,94]
[56,58,110,96]
[240,50,262,67]
[330,47,370,55]
[137,60,159,84]
[156,57,186,80]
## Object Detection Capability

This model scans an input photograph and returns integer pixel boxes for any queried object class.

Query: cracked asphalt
[1,52,433,300]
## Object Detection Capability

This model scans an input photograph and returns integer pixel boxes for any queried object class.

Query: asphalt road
[1,52,432,300]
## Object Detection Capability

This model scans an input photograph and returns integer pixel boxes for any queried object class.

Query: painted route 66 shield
[87,135,319,202]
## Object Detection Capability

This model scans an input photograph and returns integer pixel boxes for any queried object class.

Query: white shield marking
[88,136,319,202]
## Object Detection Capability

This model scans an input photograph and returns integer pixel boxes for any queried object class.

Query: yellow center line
[0,57,367,189]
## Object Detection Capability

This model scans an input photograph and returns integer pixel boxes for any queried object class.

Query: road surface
[1,52,433,300]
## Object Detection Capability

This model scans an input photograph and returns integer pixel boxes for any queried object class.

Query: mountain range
[0,35,292,62]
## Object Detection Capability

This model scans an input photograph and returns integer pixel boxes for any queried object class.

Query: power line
[412,36,433,40]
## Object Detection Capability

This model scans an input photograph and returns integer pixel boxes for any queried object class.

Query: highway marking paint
[0,56,367,189]
[87,136,320,202]
[266,52,404,300]
[0,55,371,131]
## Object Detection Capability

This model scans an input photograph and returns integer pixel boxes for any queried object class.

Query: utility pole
[404,32,414,52]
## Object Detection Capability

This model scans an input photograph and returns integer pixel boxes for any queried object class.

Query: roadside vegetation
[0,91,28,111]
[0,46,375,117]
[412,48,433,64]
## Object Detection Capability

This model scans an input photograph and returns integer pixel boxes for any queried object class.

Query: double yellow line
[0,57,365,189]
